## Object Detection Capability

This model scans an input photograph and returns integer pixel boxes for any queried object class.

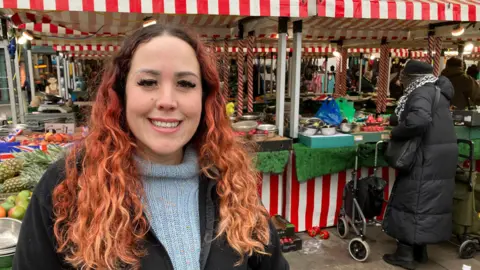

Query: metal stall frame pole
[26,41,36,101]
[55,53,62,96]
[323,55,328,93]
[2,41,18,124]
[358,53,363,93]
[65,58,70,94]
[289,20,302,139]
[72,58,77,94]
[270,52,274,94]
[275,17,288,137]
[13,48,25,123]
[287,51,293,98]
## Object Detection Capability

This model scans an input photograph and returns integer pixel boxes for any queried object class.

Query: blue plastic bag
[315,97,343,126]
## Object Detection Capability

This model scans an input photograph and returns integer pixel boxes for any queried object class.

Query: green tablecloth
[293,143,388,182]
[255,150,290,174]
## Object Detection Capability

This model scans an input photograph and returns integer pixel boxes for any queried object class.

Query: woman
[13,25,288,270]
[382,60,458,270]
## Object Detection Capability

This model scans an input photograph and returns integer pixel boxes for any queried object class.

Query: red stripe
[41,16,51,23]
[34,23,43,33]
[387,1,396,19]
[65,27,73,35]
[257,173,262,199]
[280,0,290,16]
[453,4,461,21]
[290,155,300,232]
[82,0,94,11]
[317,0,326,17]
[0,154,15,160]
[259,0,270,16]
[55,0,69,11]
[30,0,43,10]
[476,160,480,172]
[319,175,331,228]
[370,0,380,19]
[270,174,279,216]
[367,167,374,176]
[421,2,430,20]
[299,0,307,17]
[3,0,17,8]
[353,0,362,18]
[197,0,208,14]
[175,0,187,14]
[10,14,22,25]
[437,2,446,21]
[334,171,347,225]
[378,167,390,220]
[106,0,119,12]
[218,0,229,15]
[282,167,287,217]
[130,0,142,12]
[405,1,413,20]
[240,0,250,16]
[153,0,164,13]
[335,0,345,18]
[469,4,476,22]
[305,178,315,230]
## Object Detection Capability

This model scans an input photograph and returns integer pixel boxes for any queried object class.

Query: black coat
[382,76,458,245]
[13,160,289,270]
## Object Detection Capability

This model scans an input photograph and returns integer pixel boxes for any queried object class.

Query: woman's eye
[177,80,196,88]
[137,79,157,87]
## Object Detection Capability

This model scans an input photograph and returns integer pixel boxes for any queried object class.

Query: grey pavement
[285,226,479,270]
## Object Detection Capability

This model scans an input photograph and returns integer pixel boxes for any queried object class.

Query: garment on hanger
[327,74,335,94]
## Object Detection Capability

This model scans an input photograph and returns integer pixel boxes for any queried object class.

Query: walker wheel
[459,240,477,259]
[348,238,370,262]
[337,217,349,239]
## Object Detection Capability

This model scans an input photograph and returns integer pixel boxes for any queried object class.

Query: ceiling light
[370,55,376,60]
[464,42,474,52]
[333,51,341,57]
[452,25,465,37]
[143,18,157,28]
[17,36,26,45]
[22,31,33,41]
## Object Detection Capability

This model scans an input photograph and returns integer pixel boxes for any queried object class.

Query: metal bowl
[257,124,277,138]
[232,121,258,133]
[240,114,260,121]
[0,218,22,251]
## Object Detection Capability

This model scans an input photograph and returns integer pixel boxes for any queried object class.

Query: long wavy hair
[52,25,270,269]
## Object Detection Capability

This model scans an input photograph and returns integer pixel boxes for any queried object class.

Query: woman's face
[125,35,203,164]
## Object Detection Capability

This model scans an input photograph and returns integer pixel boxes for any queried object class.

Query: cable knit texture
[135,146,201,270]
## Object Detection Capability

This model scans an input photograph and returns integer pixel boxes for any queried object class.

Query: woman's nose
[155,85,178,111]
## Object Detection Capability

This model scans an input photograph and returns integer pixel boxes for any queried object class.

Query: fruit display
[0,190,31,220]
[0,159,23,184]
[0,145,65,193]
[19,132,73,146]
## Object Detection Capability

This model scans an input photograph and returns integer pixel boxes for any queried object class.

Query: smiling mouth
[149,119,182,128]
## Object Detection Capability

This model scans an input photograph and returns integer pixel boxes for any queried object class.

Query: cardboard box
[280,234,303,253]
[271,215,295,238]
[44,123,75,134]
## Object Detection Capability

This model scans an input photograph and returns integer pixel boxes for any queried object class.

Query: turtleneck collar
[134,145,199,180]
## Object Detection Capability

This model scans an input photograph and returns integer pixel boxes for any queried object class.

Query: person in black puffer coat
[382,60,458,270]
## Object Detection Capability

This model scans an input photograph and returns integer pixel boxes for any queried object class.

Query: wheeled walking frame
[337,141,387,262]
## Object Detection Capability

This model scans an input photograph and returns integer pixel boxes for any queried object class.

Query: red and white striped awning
[68,53,112,59]
[348,48,411,57]
[318,0,480,22]
[2,0,313,17]
[217,46,337,54]
[54,45,120,52]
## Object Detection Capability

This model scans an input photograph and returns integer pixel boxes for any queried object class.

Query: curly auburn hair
[52,25,270,269]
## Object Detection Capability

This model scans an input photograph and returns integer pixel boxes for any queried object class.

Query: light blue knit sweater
[135,147,201,270]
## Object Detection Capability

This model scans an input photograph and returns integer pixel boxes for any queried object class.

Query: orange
[0,206,6,218]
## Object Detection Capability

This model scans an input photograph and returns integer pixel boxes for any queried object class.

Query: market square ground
[285,227,478,270]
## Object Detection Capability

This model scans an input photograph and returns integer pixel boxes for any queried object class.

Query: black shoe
[383,242,417,270]
[413,244,428,263]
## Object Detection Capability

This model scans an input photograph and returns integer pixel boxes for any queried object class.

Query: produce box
[352,131,390,145]
[280,234,303,253]
[298,133,354,149]
[271,215,295,238]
